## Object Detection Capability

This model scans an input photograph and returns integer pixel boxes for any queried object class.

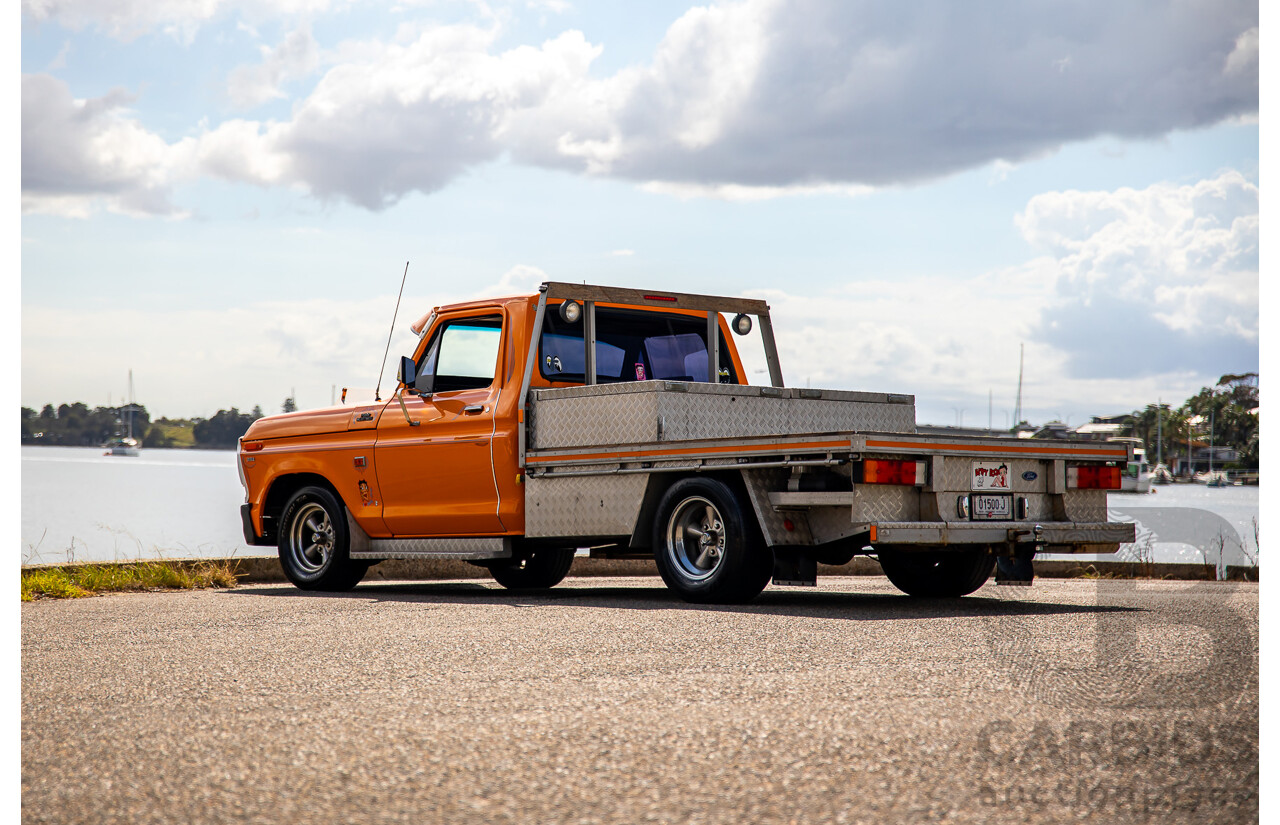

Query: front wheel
[278,486,370,591]
[653,477,773,604]
[876,546,995,597]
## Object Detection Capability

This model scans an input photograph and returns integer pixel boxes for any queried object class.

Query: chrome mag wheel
[665,495,727,582]
[285,501,335,577]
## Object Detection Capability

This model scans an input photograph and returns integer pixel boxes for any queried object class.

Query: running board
[345,509,513,560]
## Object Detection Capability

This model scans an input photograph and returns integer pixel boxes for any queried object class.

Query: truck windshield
[540,307,737,384]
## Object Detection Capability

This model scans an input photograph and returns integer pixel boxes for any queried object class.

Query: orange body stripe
[525,438,849,464]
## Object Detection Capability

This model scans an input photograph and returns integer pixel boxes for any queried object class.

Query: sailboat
[106,370,141,457]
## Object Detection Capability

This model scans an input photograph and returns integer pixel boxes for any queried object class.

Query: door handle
[462,405,485,415]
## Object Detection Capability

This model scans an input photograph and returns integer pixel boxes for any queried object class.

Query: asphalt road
[22,576,1258,824]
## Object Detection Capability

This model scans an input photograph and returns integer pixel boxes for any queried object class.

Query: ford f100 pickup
[238,281,1134,603]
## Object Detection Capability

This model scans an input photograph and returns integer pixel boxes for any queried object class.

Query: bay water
[20,445,1261,569]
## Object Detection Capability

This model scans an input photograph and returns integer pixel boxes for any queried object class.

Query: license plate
[971,493,1013,520]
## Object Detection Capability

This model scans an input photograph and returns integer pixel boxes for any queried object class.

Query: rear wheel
[877,546,995,597]
[278,486,370,591]
[653,477,773,604]
[488,547,575,590]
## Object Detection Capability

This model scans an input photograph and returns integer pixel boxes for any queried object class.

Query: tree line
[21,396,297,449]
[20,378,1258,464]
[1121,373,1259,470]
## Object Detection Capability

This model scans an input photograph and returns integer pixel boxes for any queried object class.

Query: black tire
[277,486,370,591]
[488,547,575,590]
[877,546,996,597]
[652,477,773,604]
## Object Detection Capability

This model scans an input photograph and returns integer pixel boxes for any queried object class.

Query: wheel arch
[261,472,346,545]
[627,470,761,550]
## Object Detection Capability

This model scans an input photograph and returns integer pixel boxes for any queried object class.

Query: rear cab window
[539,306,740,385]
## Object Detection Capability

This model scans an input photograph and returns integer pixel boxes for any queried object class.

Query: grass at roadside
[21,560,239,602]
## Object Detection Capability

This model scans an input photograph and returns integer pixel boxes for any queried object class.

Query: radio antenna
[375,261,410,402]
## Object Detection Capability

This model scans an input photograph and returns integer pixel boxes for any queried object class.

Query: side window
[421,315,502,392]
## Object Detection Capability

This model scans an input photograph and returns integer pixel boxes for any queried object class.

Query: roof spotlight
[732,313,753,336]
[559,300,582,324]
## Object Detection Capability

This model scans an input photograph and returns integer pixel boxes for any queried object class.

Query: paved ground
[22,577,1258,824]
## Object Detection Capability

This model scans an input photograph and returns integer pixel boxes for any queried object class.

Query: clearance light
[242,441,263,452]
[644,294,678,302]
[862,459,928,486]
[1067,465,1122,490]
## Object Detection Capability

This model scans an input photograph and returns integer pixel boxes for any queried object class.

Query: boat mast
[127,369,134,440]
[1208,407,1214,476]
[1013,343,1023,427]
[1156,399,1162,466]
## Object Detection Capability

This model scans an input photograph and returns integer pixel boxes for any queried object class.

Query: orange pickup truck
[238,281,1134,603]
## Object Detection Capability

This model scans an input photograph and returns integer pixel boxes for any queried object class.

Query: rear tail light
[1067,465,1121,489]
[862,459,927,486]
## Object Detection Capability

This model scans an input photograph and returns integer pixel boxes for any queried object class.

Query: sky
[18,0,1262,429]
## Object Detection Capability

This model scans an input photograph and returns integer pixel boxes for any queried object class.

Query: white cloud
[21,74,189,217]
[226,23,320,108]
[640,181,873,202]
[730,171,1257,424]
[46,39,71,70]
[1019,171,1258,379]
[21,0,333,43]
[585,0,1258,190]
[1224,26,1258,76]
[182,24,602,209]
[21,1,1259,213]
[21,266,551,417]
[474,264,550,298]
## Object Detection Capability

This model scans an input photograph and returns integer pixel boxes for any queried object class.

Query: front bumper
[240,503,274,546]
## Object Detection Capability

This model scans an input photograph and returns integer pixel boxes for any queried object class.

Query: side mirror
[397,356,417,389]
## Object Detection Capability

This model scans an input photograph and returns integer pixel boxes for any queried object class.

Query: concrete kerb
[20,556,1254,584]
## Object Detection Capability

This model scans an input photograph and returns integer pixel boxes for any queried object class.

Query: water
[1095,484,1260,571]
[21,446,253,564]
[20,445,1261,568]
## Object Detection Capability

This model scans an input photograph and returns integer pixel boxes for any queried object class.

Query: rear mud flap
[772,552,817,587]
[995,549,1036,586]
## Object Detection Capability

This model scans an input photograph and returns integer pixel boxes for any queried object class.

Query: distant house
[1072,421,1124,440]
[1176,445,1238,475]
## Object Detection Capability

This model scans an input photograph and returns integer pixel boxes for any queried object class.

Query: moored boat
[105,370,142,457]
[105,436,140,457]
[1108,437,1151,493]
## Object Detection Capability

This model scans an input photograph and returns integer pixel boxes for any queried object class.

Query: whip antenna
[375,261,410,402]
